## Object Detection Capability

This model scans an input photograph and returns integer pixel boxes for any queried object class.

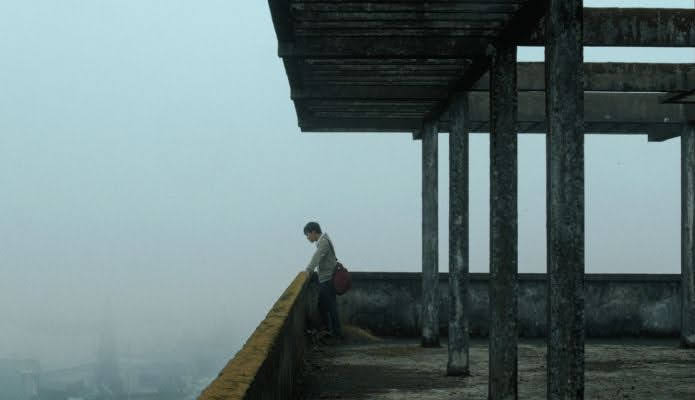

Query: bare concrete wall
[199,272,317,400]
[339,272,681,338]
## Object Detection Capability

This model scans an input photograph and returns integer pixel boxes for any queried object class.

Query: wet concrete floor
[301,338,695,399]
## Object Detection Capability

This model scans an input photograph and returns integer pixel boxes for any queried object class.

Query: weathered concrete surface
[545,0,585,398]
[527,8,695,47]
[199,272,316,400]
[339,273,681,338]
[447,93,470,375]
[300,91,686,135]
[421,120,440,348]
[489,44,519,400]
[293,63,695,102]
[682,122,695,348]
[278,9,695,59]
[472,62,695,93]
[300,338,695,400]
[271,0,695,135]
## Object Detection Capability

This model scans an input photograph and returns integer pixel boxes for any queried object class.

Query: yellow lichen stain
[198,271,310,400]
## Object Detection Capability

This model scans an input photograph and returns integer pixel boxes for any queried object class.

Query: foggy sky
[1,0,693,372]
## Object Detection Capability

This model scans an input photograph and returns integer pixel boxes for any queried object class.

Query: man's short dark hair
[303,222,322,235]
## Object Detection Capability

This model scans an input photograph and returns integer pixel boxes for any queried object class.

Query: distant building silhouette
[0,358,40,400]
[94,302,124,399]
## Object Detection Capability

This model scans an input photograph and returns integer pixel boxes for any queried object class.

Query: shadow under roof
[268,1,695,135]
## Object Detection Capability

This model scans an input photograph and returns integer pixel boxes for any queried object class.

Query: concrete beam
[466,92,683,127]
[290,2,522,14]
[301,120,683,138]
[298,92,686,133]
[279,36,491,58]
[279,9,695,58]
[479,63,695,93]
[292,63,695,100]
[682,121,695,349]
[661,89,695,105]
[421,119,440,348]
[268,0,293,42]
[447,93,470,376]
[527,8,695,47]
[489,45,519,400]
[648,127,683,142]
[429,7,695,126]
[546,0,586,398]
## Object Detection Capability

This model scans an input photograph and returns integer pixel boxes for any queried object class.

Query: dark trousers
[319,279,342,337]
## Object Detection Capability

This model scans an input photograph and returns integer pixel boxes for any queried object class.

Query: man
[304,221,342,338]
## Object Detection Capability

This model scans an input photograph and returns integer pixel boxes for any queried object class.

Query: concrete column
[422,119,440,348]
[489,44,519,400]
[448,93,470,375]
[682,120,695,348]
[685,0,695,349]
[545,0,585,398]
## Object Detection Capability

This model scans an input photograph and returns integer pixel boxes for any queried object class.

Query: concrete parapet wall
[199,272,316,400]
[339,272,681,338]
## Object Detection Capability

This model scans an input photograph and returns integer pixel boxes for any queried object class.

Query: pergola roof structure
[269,2,695,140]
[265,2,695,398]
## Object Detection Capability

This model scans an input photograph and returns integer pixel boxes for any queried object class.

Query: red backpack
[333,262,352,295]
[326,237,351,295]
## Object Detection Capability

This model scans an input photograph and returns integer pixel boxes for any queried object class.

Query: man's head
[303,221,322,243]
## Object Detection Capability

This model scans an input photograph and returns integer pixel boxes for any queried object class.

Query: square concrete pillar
[448,93,471,375]
[488,44,519,400]
[422,119,440,348]
[681,120,695,348]
[545,0,586,398]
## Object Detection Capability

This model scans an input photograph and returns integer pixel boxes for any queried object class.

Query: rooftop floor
[301,338,695,399]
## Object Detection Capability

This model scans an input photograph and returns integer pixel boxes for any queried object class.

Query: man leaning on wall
[303,221,343,339]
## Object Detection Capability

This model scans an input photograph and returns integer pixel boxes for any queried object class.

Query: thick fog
[0,0,693,396]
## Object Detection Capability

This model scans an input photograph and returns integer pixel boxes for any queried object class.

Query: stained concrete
[682,122,695,348]
[339,273,681,338]
[545,0,586,397]
[447,93,470,376]
[300,338,695,400]
[199,272,317,400]
[489,43,519,400]
[421,120,440,347]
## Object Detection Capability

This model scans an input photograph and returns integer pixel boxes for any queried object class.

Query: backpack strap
[325,235,338,260]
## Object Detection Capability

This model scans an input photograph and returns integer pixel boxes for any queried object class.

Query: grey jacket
[305,233,338,283]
